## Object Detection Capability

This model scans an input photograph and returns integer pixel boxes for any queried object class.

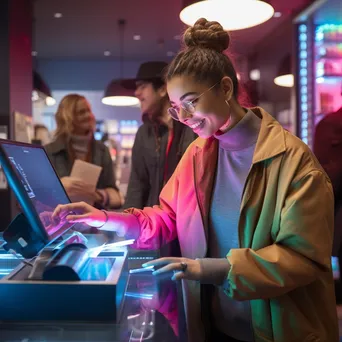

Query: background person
[122,61,197,209]
[45,94,123,209]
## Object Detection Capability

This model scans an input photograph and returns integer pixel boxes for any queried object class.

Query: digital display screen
[1,143,73,239]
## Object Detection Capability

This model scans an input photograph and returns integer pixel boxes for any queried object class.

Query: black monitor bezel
[0,138,74,247]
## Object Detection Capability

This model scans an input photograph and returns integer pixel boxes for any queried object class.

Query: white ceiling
[33,0,312,60]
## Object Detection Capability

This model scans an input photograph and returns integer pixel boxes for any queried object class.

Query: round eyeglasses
[168,102,195,121]
[167,82,219,121]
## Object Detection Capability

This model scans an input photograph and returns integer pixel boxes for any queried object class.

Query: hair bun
[183,18,230,53]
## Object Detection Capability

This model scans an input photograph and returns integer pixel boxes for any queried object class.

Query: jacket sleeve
[226,169,334,301]
[98,146,119,190]
[97,146,123,209]
[123,127,150,209]
[123,145,191,249]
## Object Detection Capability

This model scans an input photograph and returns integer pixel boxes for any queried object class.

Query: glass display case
[295,1,342,148]
[315,24,342,125]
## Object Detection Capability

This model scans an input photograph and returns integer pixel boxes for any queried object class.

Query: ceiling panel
[33,0,312,59]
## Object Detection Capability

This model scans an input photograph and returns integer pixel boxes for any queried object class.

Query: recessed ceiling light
[133,35,141,40]
[104,50,111,56]
[31,51,38,56]
[273,12,282,18]
[54,13,63,18]
[166,51,175,57]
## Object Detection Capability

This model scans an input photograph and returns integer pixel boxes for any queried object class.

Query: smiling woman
[44,94,123,210]
[166,18,246,139]
[52,19,339,342]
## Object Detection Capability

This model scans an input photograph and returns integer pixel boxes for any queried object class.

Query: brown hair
[54,94,94,138]
[166,18,239,99]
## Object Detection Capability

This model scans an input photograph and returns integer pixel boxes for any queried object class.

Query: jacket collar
[193,107,287,247]
[47,136,68,154]
[194,107,287,164]
[47,135,99,155]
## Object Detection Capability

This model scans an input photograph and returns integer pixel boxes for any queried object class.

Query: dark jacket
[123,120,196,209]
[314,107,342,256]
[44,136,118,192]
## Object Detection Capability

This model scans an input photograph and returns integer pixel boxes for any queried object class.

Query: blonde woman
[45,94,123,209]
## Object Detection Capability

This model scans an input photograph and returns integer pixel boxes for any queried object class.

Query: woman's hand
[52,202,107,228]
[61,177,86,194]
[142,257,202,281]
[61,177,97,203]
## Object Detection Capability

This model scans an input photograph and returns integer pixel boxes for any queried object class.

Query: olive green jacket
[128,107,339,342]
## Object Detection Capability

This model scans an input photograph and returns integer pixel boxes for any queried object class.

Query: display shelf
[316,74,342,79]
[316,39,342,44]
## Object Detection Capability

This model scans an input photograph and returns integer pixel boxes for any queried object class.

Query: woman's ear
[221,76,234,101]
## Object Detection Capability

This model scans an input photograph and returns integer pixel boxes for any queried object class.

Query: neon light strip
[298,24,309,145]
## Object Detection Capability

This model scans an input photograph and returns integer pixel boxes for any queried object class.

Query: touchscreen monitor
[0,139,74,247]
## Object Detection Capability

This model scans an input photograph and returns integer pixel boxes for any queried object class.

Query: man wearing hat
[122,61,196,210]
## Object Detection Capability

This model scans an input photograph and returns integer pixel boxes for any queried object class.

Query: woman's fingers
[66,213,91,223]
[51,202,88,221]
[172,271,187,281]
[152,263,177,275]
[142,257,182,268]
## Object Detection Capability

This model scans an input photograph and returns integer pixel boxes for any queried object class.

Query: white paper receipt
[70,159,102,191]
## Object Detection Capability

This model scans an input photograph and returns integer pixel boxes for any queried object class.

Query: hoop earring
[219,100,232,132]
[225,100,231,113]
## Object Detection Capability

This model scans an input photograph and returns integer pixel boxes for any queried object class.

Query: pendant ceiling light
[102,19,139,106]
[102,80,140,106]
[274,55,294,88]
[32,18,56,106]
[180,0,274,31]
[33,71,56,106]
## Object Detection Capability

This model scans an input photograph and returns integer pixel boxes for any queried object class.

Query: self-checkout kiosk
[0,139,128,322]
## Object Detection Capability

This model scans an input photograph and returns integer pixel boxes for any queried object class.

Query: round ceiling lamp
[102,19,139,107]
[33,71,56,106]
[274,55,294,88]
[180,0,274,31]
[102,80,140,106]
[274,74,294,87]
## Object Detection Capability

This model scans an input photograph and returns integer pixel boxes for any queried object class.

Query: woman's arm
[52,152,184,250]
[224,170,334,301]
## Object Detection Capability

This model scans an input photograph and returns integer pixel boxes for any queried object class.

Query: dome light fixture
[45,96,56,106]
[102,80,140,106]
[102,19,139,107]
[274,55,294,88]
[274,74,294,87]
[180,0,274,31]
[33,71,57,106]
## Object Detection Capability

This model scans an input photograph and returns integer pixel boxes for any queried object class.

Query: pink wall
[9,0,33,116]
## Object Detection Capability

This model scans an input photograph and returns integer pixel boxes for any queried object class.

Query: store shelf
[316,39,342,44]
[317,56,342,60]
[317,74,342,79]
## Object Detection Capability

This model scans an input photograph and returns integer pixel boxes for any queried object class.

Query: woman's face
[72,98,95,135]
[167,76,231,138]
